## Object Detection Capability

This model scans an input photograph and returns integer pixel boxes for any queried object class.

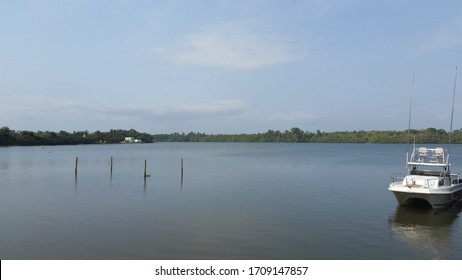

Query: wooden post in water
[74,157,78,177]
[144,160,147,178]
[110,156,113,176]
[181,158,184,182]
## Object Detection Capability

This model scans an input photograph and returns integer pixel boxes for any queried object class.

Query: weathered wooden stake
[74,157,78,177]
[110,156,113,176]
[181,158,184,180]
[144,160,147,178]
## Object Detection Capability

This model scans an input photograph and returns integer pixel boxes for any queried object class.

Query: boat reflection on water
[389,202,462,259]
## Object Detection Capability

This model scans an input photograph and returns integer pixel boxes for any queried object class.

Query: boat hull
[389,183,462,208]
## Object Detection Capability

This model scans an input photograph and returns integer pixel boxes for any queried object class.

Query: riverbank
[1,126,462,146]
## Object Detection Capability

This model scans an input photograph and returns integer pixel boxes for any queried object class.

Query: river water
[1,143,461,259]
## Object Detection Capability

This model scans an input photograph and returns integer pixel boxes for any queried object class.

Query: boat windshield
[408,147,449,167]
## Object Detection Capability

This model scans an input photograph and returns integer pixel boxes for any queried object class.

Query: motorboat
[389,146,462,208]
[389,68,462,208]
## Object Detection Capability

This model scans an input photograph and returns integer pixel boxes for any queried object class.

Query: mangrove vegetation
[2,126,462,146]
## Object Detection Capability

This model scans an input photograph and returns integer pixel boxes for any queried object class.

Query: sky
[1,0,462,134]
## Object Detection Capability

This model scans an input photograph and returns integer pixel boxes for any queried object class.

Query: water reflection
[0,161,9,171]
[74,176,78,193]
[389,202,462,259]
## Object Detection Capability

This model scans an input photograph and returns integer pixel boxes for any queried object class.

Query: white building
[124,137,142,143]
[124,137,135,143]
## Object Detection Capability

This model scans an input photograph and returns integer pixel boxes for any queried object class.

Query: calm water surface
[1,143,461,259]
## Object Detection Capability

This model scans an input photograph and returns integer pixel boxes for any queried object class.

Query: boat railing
[403,177,441,189]
[401,175,460,189]
[451,174,462,185]
[391,172,457,189]
[390,174,404,185]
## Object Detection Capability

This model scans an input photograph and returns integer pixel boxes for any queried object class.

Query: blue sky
[1,0,461,134]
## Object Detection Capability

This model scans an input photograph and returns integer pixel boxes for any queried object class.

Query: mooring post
[110,156,113,176]
[74,157,78,177]
[144,159,147,178]
[181,158,184,179]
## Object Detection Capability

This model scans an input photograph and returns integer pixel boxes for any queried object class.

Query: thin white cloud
[417,13,462,54]
[0,96,249,129]
[156,20,308,70]
[168,100,249,115]
[270,112,317,121]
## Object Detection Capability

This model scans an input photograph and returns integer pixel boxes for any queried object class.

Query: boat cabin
[407,147,450,175]
[404,147,462,188]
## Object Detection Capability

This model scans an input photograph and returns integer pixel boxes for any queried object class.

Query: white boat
[389,68,462,208]
[389,146,462,208]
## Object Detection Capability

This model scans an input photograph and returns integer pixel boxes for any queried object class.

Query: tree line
[1,126,462,146]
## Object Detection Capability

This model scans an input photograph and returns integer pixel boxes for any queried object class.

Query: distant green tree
[0,127,13,145]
